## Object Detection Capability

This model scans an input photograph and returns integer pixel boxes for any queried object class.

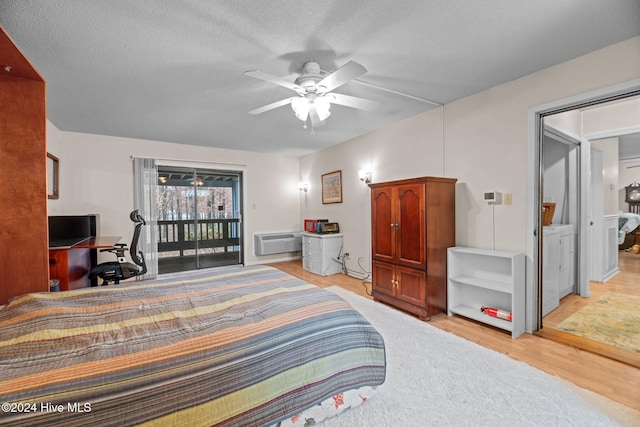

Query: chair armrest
[100,244,127,255]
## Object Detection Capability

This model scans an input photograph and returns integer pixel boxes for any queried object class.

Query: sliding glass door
[156,166,243,274]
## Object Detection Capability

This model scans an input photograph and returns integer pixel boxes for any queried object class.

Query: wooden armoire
[369,177,456,320]
[0,27,49,304]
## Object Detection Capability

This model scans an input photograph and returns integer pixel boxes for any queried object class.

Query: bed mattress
[0,265,386,426]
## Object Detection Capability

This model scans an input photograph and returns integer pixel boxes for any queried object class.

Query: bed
[618,212,640,250]
[0,265,386,426]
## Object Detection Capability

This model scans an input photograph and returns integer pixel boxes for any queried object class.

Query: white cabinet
[447,247,525,338]
[301,232,343,276]
[558,226,575,298]
[543,224,574,315]
[542,230,560,316]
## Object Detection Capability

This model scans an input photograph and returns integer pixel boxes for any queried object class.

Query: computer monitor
[48,215,99,247]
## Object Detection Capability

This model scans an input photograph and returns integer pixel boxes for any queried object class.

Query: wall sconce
[358,170,372,184]
[298,182,308,192]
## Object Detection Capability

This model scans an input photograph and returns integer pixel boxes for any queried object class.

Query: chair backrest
[128,210,146,267]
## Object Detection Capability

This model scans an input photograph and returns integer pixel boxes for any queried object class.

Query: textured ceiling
[1,0,639,156]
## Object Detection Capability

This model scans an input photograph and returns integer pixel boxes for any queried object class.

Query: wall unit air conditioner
[254,232,302,256]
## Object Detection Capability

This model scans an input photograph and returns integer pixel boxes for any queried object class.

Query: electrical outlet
[504,193,512,205]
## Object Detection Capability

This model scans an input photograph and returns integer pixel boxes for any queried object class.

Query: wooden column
[0,26,49,304]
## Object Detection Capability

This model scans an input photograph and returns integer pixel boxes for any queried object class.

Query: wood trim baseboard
[535,328,640,369]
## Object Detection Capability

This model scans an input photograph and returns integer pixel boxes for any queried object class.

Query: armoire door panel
[371,187,394,262]
[372,261,395,297]
[396,266,426,307]
[397,183,425,268]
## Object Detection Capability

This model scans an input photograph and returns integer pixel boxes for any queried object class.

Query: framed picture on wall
[321,170,342,204]
[47,152,59,199]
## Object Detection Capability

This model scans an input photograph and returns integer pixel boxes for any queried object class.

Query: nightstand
[301,232,343,276]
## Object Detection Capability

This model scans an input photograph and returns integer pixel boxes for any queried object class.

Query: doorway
[528,82,640,329]
[540,125,580,316]
[529,82,640,365]
[540,132,640,367]
[156,166,243,274]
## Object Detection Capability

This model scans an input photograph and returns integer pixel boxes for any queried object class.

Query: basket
[542,202,556,226]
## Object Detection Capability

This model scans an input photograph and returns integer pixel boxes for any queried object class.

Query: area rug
[556,292,640,354]
[323,286,640,427]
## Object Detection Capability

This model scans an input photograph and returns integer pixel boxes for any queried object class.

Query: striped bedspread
[0,265,386,426]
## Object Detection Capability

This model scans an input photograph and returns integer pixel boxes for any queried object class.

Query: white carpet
[324,286,640,427]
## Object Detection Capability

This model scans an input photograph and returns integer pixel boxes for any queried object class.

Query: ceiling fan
[245,61,379,129]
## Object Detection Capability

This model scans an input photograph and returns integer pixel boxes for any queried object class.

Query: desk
[74,236,121,249]
[49,236,120,291]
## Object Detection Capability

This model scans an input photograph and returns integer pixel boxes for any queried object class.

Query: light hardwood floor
[539,251,640,369]
[271,259,640,413]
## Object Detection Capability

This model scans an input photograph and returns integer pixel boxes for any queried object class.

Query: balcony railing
[157,218,240,256]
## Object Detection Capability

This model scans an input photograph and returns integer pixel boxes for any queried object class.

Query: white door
[588,148,603,286]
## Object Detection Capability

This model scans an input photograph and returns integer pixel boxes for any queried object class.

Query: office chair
[89,210,148,285]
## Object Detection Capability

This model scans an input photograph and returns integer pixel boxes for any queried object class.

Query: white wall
[581,94,640,214]
[53,129,301,265]
[542,111,582,227]
[582,97,640,135]
[591,137,619,215]
[543,138,573,224]
[544,110,582,140]
[447,36,639,254]
[46,120,64,215]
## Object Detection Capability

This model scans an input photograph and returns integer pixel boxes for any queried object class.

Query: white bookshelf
[447,247,525,338]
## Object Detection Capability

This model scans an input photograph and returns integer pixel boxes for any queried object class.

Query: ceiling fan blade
[316,61,367,94]
[329,93,379,111]
[248,97,297,115]
[244,70,304,94]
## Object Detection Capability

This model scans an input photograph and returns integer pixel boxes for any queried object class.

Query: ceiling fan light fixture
[247,60,370,126]
[314,96,331,121]
[291,97,310,121]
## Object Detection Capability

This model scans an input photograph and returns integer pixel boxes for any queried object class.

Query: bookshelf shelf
[447,247,525,338]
